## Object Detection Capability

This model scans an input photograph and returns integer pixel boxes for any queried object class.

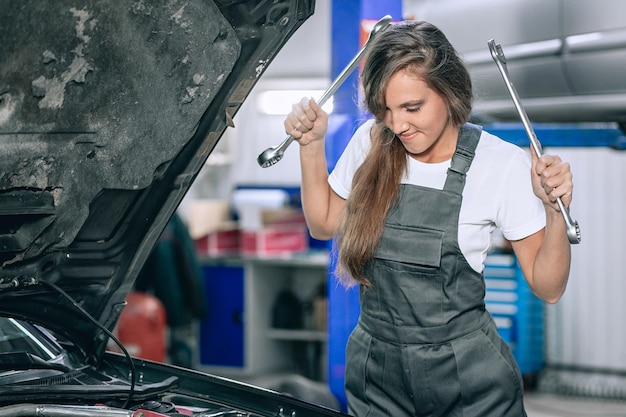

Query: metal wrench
[257,15,393,168]
[488,39,581,244]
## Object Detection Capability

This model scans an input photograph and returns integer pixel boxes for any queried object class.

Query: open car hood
[0,0,313,363]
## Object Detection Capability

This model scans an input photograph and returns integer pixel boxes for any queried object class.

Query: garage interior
[120,1,626,416]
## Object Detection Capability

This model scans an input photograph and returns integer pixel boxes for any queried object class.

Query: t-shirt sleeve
[496,148,546,241]
[328,119,374,199]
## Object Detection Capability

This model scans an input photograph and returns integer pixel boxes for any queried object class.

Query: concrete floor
[239,372,626,416]
[525,392,626,417]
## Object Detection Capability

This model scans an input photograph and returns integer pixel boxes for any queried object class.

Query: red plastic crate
[195,228,241,255]
[241,225,308,257]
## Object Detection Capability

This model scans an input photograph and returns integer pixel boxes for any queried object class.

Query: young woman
[284,20,572,416]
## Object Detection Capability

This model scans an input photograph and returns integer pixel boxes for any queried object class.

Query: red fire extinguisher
[116,291,167,362]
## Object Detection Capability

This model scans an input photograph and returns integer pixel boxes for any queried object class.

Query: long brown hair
[336,21,473,286]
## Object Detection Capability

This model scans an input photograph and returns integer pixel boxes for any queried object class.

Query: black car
[0,1,347,415]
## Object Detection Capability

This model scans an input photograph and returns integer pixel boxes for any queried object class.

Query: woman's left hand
[530,151,573,212]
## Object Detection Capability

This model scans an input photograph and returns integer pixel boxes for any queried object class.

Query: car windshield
[0,317,63,362]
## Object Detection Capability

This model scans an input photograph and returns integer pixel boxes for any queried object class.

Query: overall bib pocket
[375,224,444,272]
[365,224,446,327]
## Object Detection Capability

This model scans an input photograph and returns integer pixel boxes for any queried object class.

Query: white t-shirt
[328,119,546,273]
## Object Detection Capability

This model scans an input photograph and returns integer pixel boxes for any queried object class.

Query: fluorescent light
[257,90,334,115]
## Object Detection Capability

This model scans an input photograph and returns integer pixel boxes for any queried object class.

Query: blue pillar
[327,0,402,411]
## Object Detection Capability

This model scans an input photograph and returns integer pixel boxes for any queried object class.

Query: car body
[0,1,347,415]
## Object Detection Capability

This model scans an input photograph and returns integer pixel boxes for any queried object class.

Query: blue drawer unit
[484,253,545,375]
[199,264,245,367]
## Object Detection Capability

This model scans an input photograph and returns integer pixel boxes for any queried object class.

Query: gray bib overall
[345,124,527,417]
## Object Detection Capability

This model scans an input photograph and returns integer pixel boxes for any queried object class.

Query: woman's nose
[386,112,409,135]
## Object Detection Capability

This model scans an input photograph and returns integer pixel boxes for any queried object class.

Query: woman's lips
[398,131,417,141]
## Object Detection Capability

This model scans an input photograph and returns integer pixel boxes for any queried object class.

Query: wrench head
[257,147,283,168]
[568,221,582,244]
[488,39,507,65]
[367,15,392,40]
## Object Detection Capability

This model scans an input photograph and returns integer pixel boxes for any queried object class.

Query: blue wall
[327,0,402,411]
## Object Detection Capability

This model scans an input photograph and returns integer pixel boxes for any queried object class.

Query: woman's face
[383,69,457,163]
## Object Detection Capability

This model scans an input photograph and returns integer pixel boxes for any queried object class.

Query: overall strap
[443,123,482,194]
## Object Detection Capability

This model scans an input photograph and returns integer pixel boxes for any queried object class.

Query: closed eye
[403,100,423,113]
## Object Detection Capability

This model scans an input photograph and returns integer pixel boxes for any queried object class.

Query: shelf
[198,250,329,268]
[199,249,330,378]
[266,328,328,342]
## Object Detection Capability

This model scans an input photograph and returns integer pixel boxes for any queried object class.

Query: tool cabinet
[197,253,329,379]
[484,253,545,375]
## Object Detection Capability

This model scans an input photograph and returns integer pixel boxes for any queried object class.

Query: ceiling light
[257,90,334,115]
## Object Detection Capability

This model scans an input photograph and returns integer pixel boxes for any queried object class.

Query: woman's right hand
[283,97,329,146]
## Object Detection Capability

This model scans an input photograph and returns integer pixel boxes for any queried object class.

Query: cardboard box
[184,199,233,240]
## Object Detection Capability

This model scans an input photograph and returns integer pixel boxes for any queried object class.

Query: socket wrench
[257,15,393,168]
[488,39,581,244]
